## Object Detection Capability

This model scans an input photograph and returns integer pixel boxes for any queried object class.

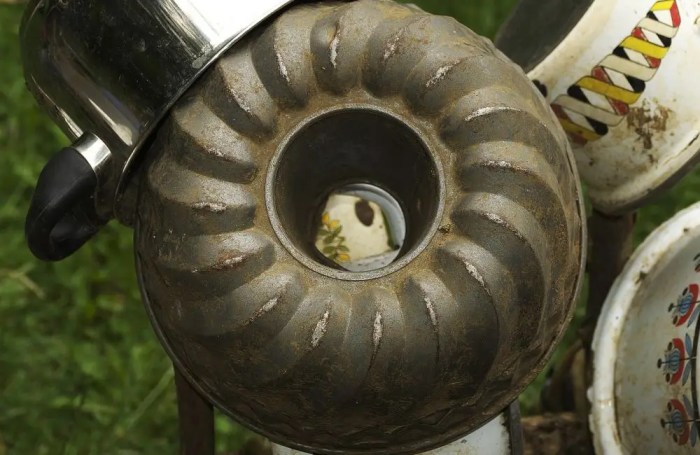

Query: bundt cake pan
[135,1,586,453]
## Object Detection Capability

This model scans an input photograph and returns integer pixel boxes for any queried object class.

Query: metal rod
[580,210,636,441]
[507,400,525,455]
[581,210,637,350]
[539,209,636,452]
[175,365,216,455]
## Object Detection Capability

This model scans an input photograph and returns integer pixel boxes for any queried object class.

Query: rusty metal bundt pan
[135,1,586,453]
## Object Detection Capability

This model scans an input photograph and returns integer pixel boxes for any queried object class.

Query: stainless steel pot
[21,0,295,260]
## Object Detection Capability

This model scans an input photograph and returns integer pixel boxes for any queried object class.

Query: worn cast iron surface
[135,1,585,453]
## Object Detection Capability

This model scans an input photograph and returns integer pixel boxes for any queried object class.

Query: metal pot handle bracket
[20,0,297,261]
[25,133,111,261]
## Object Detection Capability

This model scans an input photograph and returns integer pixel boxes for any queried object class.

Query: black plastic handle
[25,147,101,261]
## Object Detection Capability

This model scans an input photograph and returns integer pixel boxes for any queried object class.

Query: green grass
[2,1,700,453]
[0,5,247,454]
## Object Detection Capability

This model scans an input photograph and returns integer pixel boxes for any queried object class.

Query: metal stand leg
[536,210,636,453]
[175,366,216,455]
[544,211,637,405]
[580,210,637,351]
[507,401,525,455]
[580,210,636,433]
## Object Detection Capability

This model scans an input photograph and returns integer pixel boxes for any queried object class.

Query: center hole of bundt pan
[267,108,444,281]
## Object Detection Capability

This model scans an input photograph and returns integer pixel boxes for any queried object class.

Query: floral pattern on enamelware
[658,335,693,386]
[658,254,700,447]
[661,396,699,446]
[669,284,700,327]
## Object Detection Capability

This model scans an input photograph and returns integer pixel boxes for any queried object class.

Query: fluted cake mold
[135,1,586,453]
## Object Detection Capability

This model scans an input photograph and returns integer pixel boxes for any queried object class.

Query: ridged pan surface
[135,1,585,453]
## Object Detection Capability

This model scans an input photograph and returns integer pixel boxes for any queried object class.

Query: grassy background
[1,1,699,453]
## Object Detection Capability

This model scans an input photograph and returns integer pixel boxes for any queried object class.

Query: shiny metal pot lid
[21,0,295,260]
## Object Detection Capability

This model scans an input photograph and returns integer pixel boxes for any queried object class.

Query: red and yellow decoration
[551,0,681,145]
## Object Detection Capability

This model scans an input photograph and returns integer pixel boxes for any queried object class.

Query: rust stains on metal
[245,295,281,326]
[194,252,246,273]
[635,271,648,284]
[626,100,671,150]
[311,309,331,348]
[192,201,227,213]
[438,224,452,234]
[372,311,383,353]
